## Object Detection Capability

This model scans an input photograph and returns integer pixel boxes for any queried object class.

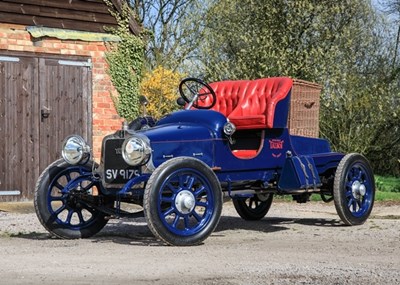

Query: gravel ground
[0,201,399,285]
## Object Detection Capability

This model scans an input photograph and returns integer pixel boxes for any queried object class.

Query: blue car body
[34,77,375,246]
[112,109,343,194]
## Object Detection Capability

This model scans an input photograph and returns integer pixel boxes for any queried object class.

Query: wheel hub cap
[351,181,366,199]
[175,190,195,214]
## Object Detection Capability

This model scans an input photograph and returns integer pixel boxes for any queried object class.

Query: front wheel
[143,157,222,246]
[333,153,375,225]
[233,194,273,220]
[34,159,110,238]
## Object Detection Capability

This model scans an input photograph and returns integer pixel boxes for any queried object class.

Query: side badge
[269,139,284,158]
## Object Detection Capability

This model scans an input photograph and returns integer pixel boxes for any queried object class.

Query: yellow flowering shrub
[140,66,183,119]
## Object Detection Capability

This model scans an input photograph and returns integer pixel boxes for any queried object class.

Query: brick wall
[0,23,123,159]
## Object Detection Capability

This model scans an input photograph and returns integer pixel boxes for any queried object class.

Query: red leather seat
[232,149,258,159]
[196,77,293,129]
[228,77,293,129]
[199,80,250,117]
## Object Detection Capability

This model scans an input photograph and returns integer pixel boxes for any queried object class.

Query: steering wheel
[178,78,216,110]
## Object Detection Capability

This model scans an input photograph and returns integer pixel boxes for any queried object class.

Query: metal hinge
[58,59,92,69]
[0,190,21,196]
[0,56,20,62]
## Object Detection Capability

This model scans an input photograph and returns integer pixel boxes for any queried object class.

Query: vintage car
[34,77,375,246]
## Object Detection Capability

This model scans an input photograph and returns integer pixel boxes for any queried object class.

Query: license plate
[103,138,141,184]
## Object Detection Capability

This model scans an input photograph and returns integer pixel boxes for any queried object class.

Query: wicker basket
[288,79,322,138]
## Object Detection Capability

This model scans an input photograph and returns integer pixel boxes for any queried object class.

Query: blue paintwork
[278,156,321,190]
[156,167,216,236]
[132,109,344,187]
[344,162,374,217]
[117,174,151,195]
[273,90,291,128]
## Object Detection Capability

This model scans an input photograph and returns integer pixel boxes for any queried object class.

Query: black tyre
[233,194,273,220]
[34,159,110,238]
[333,153,375,225]
[144,157,222,246]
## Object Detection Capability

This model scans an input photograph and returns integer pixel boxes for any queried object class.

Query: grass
[375,191,400,201]
[375,175,400,193]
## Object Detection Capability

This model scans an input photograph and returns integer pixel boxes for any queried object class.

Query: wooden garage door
[0,53,92,201]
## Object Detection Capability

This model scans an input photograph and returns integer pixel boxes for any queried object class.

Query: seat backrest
[228,77,293,128]
[195,80,250,117]
[194,77,292,129]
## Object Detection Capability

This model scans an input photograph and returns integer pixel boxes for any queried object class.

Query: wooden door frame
[0,50,93,200]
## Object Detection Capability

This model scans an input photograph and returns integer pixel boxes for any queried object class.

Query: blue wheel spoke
[194,186,205,197]
[352,200,358,212]
[196,201,208,208]
[347,198,354,209]
[356,199,362,209]
[163,207,175,217]
[54,182,64,191]
[81,182,95,191]
[54,204,66,216]
[66,210,74,224]
[65,173,72,182]
[355,168,362,180]
[184,215,190,229]
[172,214,180,228]
[49,194,65,201]
[187,176,195,189]
[346,181,353,189]
[179,175,186,188]
[166,182,178,193]
[347,172,353,181]
[161,196,173,203]
[191,211,202,222]
[77,211,84,225]
[345,190,353,198]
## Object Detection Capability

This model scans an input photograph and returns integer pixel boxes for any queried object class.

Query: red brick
[84,45,98,51]
[96,102,111,109]
[17,39,32,46]
[8,45,24,51]
[93,119,105,126]
[93,108,105,115]
[22,46,35,52]
[103,108,118,115]
[97,45,107,51]
[7,39,17,44]
[9,33,28,40]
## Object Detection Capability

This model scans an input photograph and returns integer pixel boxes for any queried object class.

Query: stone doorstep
[0,202,35,214]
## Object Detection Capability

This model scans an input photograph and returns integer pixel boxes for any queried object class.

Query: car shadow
[214,215,343,233]
[94,214,344,246]
[9,214,344,246]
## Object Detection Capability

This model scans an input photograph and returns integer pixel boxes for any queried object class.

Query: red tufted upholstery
[195,77,293,129]
[198,80,250,116]
[228,77,293,129]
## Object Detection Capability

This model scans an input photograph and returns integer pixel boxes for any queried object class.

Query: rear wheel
[144,157,222,246]
[34,159,110,238]
[333,153,375,225]
[233,194,273,220]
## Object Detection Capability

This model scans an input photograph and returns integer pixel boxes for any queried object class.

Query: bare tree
[129,0,209,71]
[379,0,400,70]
